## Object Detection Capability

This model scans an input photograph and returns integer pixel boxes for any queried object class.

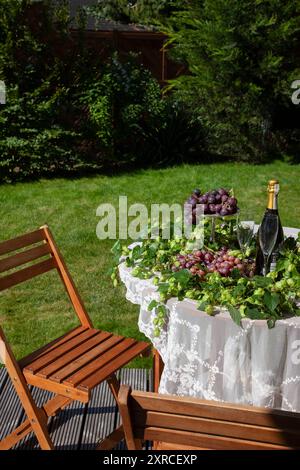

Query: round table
[119,226,300,412]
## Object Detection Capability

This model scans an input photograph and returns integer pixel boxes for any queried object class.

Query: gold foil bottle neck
[267,179,279,209]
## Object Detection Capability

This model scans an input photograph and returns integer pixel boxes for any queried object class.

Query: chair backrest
[0,225,92,330]
[118,386,300,450]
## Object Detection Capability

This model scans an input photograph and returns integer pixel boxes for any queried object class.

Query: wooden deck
[0,367,152,450]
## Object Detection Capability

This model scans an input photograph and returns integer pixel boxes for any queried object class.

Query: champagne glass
[236,215,255,256]
[259,214,278,276]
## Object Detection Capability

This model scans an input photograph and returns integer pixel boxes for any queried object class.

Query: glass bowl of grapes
[186,187,239,242]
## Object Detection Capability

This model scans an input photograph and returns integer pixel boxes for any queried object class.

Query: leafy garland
[111,219,300,336]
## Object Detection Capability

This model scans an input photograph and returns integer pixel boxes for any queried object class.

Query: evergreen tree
[163,0,300,160]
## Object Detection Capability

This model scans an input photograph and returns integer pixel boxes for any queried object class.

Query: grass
[0,160,299,366]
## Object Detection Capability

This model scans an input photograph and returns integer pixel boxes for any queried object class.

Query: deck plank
[0,368,8,392]
[49,399,86,450]
[120,368,149,391]
[0,372,25,441]
[148,367,154,393]
[79,371,120,450]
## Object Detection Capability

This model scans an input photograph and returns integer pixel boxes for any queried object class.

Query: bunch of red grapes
[186,188,238,223]
[173,248,255,278]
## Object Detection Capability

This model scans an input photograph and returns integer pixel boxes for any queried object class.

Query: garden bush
[0,0,205,183]
[81,53,205,168]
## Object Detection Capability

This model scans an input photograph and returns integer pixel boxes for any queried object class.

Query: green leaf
[232,284,246,297]
[245,307,262,319]
[231,268,242,279]
[157,305,166,316]
[228,305,242,326]
[148,243,159,257]
[267,318,276,329]
[171,269,192,287]
[131,245,142,259]
[148,300,159,311]
[251,276,273,287]
[198,301,208,311]
[263,291,280,312]
[275,258,289,272]
[158,282,170,294]
[111,240,121,256]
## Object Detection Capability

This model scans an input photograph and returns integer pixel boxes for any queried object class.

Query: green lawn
[0,161,299,366]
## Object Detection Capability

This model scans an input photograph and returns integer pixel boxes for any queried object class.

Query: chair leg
[153,348,164,393]
[0,329,55,450]
[106,373,120,401]
[96,425,124,450]
[151,349,164,450]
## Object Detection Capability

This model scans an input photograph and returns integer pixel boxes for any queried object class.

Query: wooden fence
[26,2,186,85]
[70,29,187,85]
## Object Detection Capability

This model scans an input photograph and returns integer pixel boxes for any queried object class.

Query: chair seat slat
[0,258,57,291]
[46,333,121,383]
[0,243,51,274]
[24,329,99,374]
[0,229,45,256]
[64,338,136,388]
[76,341,150,391]
[37,331,114,380]
[19,326,88,369]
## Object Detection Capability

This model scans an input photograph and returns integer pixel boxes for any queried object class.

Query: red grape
[227,197,237,206]
[175,247,253,279]
[185,187,238,216]
[199,195,208,204]
[207,195,216,204]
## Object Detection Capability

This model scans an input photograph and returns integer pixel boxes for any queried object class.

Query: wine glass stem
[263,254,269,276]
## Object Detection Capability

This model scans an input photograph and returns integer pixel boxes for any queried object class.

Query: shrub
[80,52,204,168]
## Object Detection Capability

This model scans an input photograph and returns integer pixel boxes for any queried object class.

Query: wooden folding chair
[0,225,150,450]
[118,385,300,450]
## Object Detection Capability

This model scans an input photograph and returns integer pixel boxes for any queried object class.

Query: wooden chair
[118,386,300,450]
[0,225,151,450]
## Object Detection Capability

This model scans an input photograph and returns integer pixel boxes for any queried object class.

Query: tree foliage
[162,0,300,160]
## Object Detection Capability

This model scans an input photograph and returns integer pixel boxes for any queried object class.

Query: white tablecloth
[119,226,300,412]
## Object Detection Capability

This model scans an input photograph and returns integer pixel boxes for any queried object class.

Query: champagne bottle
[255,180,284,275]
